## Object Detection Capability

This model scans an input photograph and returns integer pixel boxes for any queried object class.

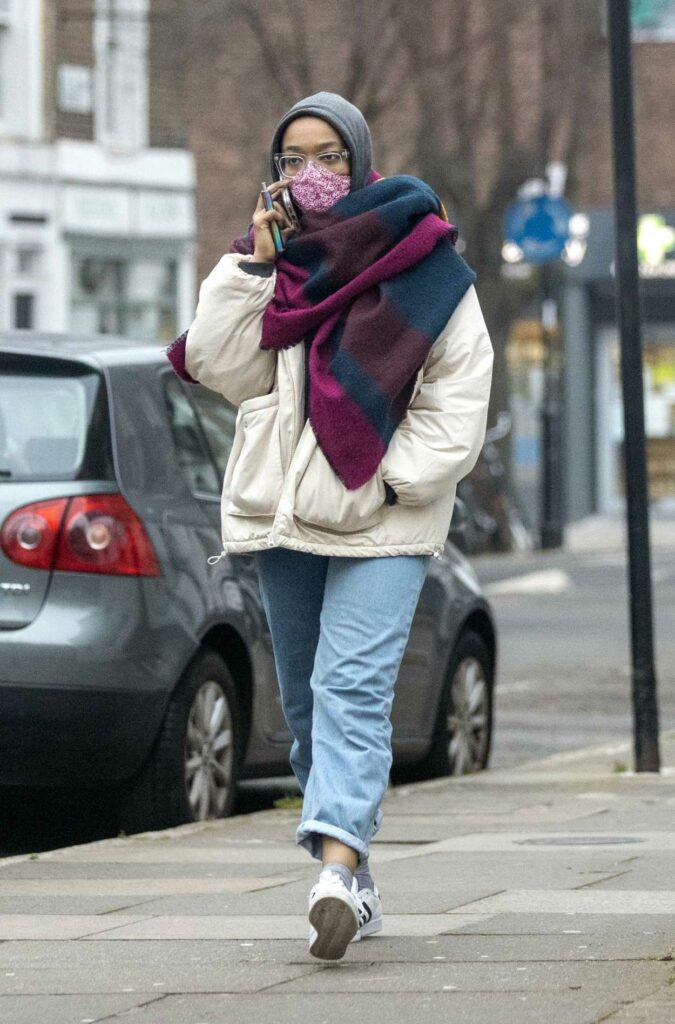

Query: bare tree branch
[228,0,299,96]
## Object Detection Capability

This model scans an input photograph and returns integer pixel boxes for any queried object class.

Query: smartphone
[280,187,300,232]
[261,182,285,255]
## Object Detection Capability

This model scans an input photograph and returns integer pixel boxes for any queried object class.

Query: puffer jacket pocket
[293,437,386,534]
[223,390,284,516]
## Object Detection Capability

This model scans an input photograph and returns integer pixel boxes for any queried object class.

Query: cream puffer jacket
[185,253,494,564]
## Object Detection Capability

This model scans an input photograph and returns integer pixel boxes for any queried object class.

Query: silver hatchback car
[0,331,497,835]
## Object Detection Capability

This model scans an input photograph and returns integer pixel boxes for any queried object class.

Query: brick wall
[574,41,675,208]
[148,0,187,148]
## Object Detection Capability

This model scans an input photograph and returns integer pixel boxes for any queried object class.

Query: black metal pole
[606,0,660,772]
[540,262,564,549]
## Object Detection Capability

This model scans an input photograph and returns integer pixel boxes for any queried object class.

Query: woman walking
[167,92,493,961]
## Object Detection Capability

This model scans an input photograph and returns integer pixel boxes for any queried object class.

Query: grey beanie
[270,91,372,191]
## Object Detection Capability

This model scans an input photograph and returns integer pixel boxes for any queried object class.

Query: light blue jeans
[254,547,431,864]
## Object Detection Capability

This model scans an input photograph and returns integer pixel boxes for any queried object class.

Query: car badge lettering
[0,582,31,594]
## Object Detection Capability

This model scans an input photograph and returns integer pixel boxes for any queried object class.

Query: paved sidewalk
[1,735,674,1024]
[564,512,675,552]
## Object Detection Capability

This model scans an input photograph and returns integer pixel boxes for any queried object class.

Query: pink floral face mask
[289,161,351,213]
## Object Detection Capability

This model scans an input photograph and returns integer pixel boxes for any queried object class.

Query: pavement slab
[0,993,167,1024]
[46,844,308,865]
[602,981,675,1023]
[0,860,306,879]
[369,848,641,893]
[81,912,492,940]
[0,990,657,1024]
[0,914,152,940]
[455,911,675,937]
[0,959,320,996]
[0,874,296,894]
[448,889,675,915]
[0,894,159,916]
[276,959,671,995]
[0,937,333,968]
[415,831,675,853]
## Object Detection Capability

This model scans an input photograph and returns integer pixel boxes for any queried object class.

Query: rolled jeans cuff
[296,807,384,866]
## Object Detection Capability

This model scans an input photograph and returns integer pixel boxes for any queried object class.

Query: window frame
[0,0,15,132]
[187,383,238,480]
[0,0,41,138]
[93,0,149,151]
[160,369,224,502]
[0,14,9,131]
[0,362,115,484]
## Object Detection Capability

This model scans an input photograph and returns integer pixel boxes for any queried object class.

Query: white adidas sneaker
[307,868,360,960]
[350,876,383,941]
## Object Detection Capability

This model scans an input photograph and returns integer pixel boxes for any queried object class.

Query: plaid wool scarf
[255,174,476,490]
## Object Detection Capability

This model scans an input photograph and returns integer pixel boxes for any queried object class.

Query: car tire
[392,629,493,784]
[117,650,242,835]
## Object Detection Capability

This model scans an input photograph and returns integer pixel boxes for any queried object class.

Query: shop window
[14,293,34,329]
[71,255,177,341]
[598,329,675,509]
[94,0,148,150]
[623,341,675,502]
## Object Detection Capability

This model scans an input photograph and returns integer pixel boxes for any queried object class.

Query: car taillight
[1,494,160,577]
[0,497,68,570]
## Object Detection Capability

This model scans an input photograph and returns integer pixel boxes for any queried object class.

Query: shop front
[563,208,675,522]
[61,165,195,342]
[0,141,195,342]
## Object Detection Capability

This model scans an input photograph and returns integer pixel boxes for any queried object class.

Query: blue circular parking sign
[504,195,573,264]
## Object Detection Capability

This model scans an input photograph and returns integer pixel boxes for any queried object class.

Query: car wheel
[393,630,493,784]
[117,650,242,834]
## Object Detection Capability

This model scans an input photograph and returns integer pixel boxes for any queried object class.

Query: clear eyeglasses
[274,150,350,179]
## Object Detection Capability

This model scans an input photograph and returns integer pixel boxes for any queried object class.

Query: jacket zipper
[283,347,299,474]
[266,350,299,548]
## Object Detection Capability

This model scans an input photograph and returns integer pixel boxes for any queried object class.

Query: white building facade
[0,0,195,341]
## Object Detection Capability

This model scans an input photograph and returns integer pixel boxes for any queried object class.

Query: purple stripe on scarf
[306,307,387,488]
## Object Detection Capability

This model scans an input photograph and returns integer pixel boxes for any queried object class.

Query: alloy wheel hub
[447,655,488,775]
[185,679,234,820]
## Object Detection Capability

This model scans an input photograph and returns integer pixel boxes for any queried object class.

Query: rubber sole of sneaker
[308,895,359,960]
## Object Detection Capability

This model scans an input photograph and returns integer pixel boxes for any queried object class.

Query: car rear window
[0,369,114,482]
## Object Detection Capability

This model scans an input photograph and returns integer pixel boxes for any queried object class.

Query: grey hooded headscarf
[270,91,373,192]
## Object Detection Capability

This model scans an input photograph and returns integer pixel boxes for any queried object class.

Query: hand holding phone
[260,182,285,255]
